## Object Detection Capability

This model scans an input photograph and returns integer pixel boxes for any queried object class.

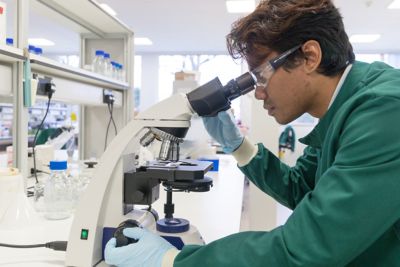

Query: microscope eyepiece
[222,72,255,101]
[187,72,255,117]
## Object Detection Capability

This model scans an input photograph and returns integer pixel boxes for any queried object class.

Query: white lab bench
[0,154,244,266]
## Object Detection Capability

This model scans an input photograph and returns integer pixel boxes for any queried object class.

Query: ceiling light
[28,38,55,46]
[100,3,117,16]
[349,34,381,43]
[388,0,400,9]
[134,37,153,46]
[226,0,255,13]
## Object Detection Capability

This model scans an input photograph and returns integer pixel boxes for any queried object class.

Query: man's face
[253,53,314,124]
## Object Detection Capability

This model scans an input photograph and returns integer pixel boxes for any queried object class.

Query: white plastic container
[0,2,6,45]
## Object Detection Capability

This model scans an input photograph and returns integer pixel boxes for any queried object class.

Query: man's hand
[202,110,244,153]
[105,228,176,267]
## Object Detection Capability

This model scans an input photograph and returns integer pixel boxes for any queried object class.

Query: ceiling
[15,0,400,54]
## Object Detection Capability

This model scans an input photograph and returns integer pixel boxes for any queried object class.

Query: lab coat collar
[299,61,371,148]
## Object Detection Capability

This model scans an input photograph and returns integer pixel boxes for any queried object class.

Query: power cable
[0,241,67,251]
[32,96,52,184]
[104,100,117,151]
[109,102,117,136]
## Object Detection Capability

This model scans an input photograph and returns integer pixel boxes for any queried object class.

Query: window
[158,54,243,118]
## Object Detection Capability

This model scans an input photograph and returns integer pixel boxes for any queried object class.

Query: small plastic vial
[44,161,72,220]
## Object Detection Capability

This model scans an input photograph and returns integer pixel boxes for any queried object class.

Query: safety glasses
[251,44,302,88]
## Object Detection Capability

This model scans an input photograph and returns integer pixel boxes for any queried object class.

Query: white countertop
[0,154,244,266]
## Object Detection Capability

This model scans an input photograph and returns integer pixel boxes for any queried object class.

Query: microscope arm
[66,93,194,267]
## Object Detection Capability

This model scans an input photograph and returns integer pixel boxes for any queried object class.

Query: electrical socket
[36,76,56,97]
[103,89,115,104]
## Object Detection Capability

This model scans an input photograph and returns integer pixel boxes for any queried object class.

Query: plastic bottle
[44,161,72,220]
[5,38,13,46]
[116,63,122,81]
[28,45,36,53]
[110,61,117,80]
[103,53,113,78]
[92,50,105,74]
[115,62,122,81]
[34,47,43,55]
[120,64,126,82]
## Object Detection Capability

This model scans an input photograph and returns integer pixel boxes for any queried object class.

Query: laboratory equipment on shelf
[34,47,43,55]
[92,50,105,74]
[65,70,256,266]
[103,53,112,78]
[6,38,13,46]
[28,45,36,54]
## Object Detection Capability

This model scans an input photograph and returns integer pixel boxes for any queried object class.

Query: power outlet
[103,89,115,104]
[36,76,56,97]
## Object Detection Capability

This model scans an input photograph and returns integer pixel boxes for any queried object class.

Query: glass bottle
[34,47,43,55]
[6,38,13,46]
[103,52,113,78]
[92,50,105,74]
[110,61,117,80]
[28,45,36,54]
[44,161,72,220]
[120,64,126,82]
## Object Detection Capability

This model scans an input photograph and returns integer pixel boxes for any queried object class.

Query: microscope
[65,72,256,266]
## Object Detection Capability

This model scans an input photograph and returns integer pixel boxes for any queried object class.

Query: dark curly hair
[226,0,355,76]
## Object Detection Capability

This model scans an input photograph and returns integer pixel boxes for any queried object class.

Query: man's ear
[301,40,322,74]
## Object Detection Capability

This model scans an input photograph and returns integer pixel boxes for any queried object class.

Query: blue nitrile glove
[104,227,175,267]
[202,110,244,153]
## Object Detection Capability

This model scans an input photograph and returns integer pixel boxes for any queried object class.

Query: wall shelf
[30,54,130,90]
[35,0,133,37]
[0,45,26,64]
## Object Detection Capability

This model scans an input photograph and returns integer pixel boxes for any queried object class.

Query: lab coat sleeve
[239,142,318,209]
[173,96,400,266]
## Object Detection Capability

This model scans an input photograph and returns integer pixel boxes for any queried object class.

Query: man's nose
[255,86,267,100]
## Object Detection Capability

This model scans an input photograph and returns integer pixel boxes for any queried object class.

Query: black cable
[0,241,67,251]
[104,101,117,151]
[104,103,113,151]
[32,97,52,184]
[109,101,117,135]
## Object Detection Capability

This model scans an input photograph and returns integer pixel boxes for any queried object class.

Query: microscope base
[159,223,205,249]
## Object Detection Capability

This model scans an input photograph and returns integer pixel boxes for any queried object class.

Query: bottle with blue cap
[28,45,36,53]
[119,63,125,82]
[34,47,43,55]
[103,52,112,77]
[44,160,72,220]
[5,38,13,46]
[92,50,105,74]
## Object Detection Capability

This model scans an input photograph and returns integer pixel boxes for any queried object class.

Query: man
[105,0,400,266]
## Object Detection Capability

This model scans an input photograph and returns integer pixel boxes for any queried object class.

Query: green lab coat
[174,61,400,266]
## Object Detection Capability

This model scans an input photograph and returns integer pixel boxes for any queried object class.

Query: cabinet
[0,0,134,177]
